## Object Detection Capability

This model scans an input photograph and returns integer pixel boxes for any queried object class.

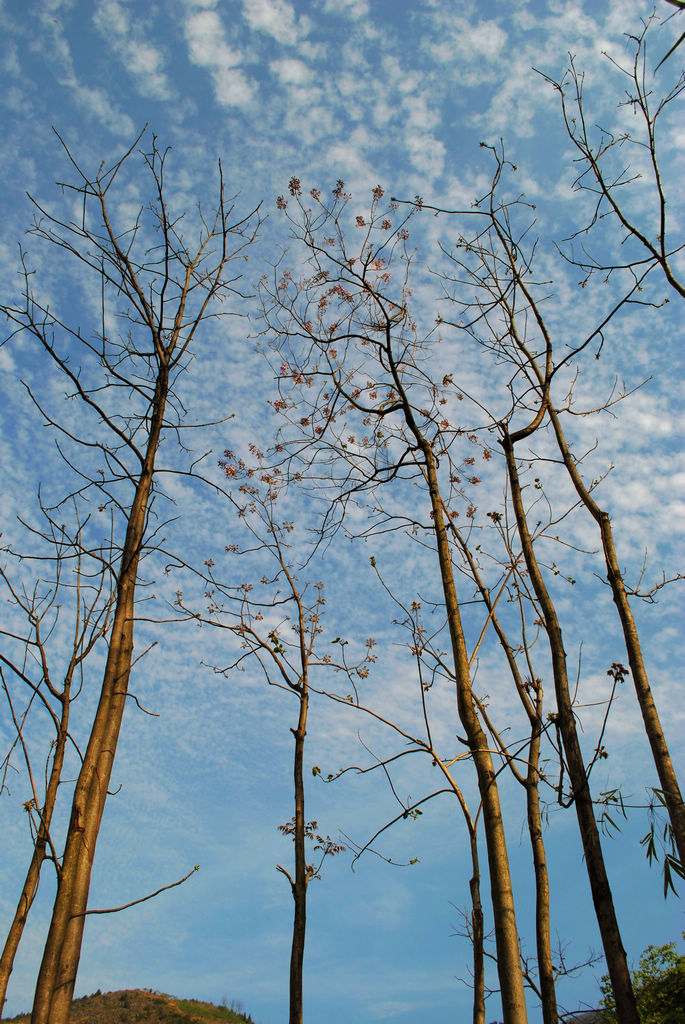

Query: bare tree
[409,42,682,987]
[259,180,529,1023]
[534,16,685,871]
[1,129,259,1024]
[174,470,356,1024]
[256,137,679,1016]
[0,506,115,1013]
[415,141,645,1021]
[453,529,560,1024]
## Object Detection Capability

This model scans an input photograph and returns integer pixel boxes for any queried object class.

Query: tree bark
[525,725,557,1024]
[31,370,168,1024]
[288,684,309,1024]
[467,831,485,1024]
[422,442,528,1024]
[456,536,558,1022]
[503,432,639,1024]
[547,404,685,868]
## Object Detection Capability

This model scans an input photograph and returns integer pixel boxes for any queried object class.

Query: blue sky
[0,1,683,1022]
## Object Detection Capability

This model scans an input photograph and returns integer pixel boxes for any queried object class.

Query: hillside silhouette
[3,989,256,1024]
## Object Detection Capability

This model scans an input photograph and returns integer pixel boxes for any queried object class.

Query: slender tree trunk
[467,830,485,1024]
[422,444,528,1024]
[432,753,484,1022]
[456,535,558,1021]
[547,405,685,867]
[525,723,557,1024]
[31,371,168,1024]
[289,685,309,1024]
[1,848,48,1015]
[438,756,484,1023]
[0,702,69,1013]
[503,433,639,1024]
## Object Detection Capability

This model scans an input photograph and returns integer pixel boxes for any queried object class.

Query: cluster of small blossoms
[279,362,311,387]
[329,283,353,301]
[219,447,283,501]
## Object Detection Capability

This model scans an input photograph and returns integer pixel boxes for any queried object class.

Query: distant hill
[3,988,607,1024]
[4,989,256,1024]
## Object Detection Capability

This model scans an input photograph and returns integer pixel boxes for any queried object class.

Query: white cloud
[213,66,255,107]
[242,0,300,45]
[128,40,166,86]
[0,344,16,375]
[427,12,508,69]
[18,0,135,136]
[381,54,422,96]
[77,84,136,135]
[270,57,312,85]
[325,138,372,183]
[94,0,127,36]
[92,0,171,100]
[404,131,446,181]
[0,40,20,76]
[185,9,255,107]
[403,93,440,133]
[321,0,370,17]
[466,17,508,59]
[186,10,242,69]
[469,54,558,138]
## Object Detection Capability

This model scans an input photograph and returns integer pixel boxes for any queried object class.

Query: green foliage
[641,788,685,897]
[174,996,254,1023]
[600,940,685,1023]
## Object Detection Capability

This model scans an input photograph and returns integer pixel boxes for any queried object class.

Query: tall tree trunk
[467,829,485,1024]
[289,685,309,1024]
[456,533,558,1021]
[525,723,557,1024]
[547,404,685,867]
[503,433,639,1024]
[31,371,168,1024]
[436,757,484,1024]
[422,443,528,1024]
